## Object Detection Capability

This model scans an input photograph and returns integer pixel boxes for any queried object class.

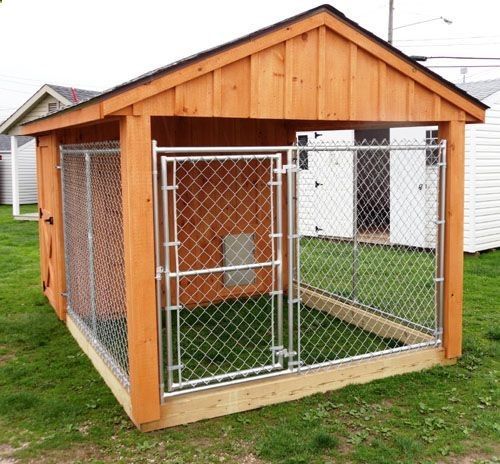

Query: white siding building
[298,78,500,253]
[0,84,100,218]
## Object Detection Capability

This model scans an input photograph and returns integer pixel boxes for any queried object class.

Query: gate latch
[271,346,297,358]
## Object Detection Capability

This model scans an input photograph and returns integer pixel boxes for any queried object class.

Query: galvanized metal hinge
[155,266,164,280]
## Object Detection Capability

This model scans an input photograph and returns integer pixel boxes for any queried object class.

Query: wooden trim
[67,315,133,420]
[301,287,433,345]
[284,39,294,119]
[406,79,415,121]
[439,121,465,359]
[317,25,327,119]
[213,69,222,117]
[378,62,387,120]
[140,347,453,431]
[348,43,357,120]
[120,115,161,424]
[22,102,103,136]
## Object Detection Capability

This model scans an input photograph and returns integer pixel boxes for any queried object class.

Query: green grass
[300,237,436,326]
[167,295,402,386]
[0,204,498,463]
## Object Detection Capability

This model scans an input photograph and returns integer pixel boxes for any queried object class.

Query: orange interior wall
[152,116,293,306]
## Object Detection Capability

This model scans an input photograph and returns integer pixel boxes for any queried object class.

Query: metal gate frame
[153,145,288,394]
[152,141,447,399]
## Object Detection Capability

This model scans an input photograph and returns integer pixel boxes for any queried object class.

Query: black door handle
[315,225,323,233]
[315,180,323,188]
[44,217,54,225]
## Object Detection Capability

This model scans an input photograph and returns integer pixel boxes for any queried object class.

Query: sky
[1,0,500,122]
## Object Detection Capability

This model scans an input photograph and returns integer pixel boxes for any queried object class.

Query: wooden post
[120,115,161,425]
[10,136,20,217]
[438,120,465,359]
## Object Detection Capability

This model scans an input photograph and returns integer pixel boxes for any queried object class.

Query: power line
[0,73,45,83]
[420,56,500,60]
[428,65,500,68]
[400,41,500,48]
[395,34,500,42]
[0,87,32,94]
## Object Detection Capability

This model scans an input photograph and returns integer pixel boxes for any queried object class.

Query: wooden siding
[129,26,472,123]
[152,117,293,305]
[0,139,37,204]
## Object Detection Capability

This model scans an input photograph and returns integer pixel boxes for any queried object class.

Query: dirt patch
[24,445,108,464]
[238,453,264,464]
[0,354,14,366]
[438,450,499,464]
[0,444,18,464]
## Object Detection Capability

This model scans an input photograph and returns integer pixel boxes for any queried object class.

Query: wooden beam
[140,347,453,431]
[67,315,133,419]
[300,286,433,345]
[22,102,103,135]
[120,115,161,424]
[439,121,465,359]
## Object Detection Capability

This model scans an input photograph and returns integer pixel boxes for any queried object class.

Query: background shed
[0,84,100,218]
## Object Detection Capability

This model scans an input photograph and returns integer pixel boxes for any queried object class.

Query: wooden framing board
[300,286,433,345]
[66,315,133,420]
[439,121,465,359]
[140,347,453,431]
[120,115,161,424]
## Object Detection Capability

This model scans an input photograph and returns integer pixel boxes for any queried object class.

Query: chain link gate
[153,140,446,396]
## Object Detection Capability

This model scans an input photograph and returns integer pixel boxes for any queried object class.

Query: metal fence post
[84,151,98,338]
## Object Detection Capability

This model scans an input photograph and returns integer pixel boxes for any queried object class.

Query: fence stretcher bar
[167,261,279,278]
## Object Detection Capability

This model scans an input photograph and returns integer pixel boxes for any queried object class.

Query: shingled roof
[46,84,100,104]
[458,78,500,102]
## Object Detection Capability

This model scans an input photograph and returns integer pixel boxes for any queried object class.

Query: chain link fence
[155,140,445,395]
[61,141,129,389]
[295,139,445,371]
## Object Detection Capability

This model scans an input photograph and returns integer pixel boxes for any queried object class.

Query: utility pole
[388,0,394,44]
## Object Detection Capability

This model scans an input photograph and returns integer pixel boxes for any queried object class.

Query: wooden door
[37,135,64,316]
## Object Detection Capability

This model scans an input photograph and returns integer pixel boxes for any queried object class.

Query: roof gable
[22,5,486,134]
[1,84,99,135]
[117,14,484,123]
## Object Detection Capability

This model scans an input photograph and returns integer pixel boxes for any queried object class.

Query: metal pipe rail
[155,144,441,154]
[167,261,279,278]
